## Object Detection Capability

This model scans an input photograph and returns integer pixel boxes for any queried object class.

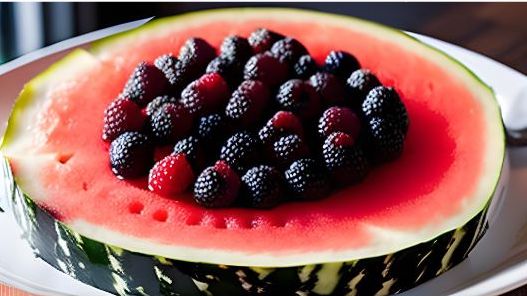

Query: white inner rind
[1,9,506,267]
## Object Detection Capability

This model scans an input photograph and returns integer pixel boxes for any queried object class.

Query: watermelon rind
[0,8,506,296]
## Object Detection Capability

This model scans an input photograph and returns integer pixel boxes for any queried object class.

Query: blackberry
[150,103,193,143]
[180,73,230,115]
[276,79,321,120]
[272,134,309,167]
[146,95,177,116]
[154,54,188,92]
[322,132,369,185]
[258,111,304,145]
[293,55,318,79]
[173,136,204,169]
[308,72,347,106]
[241,165,284,208]
[362,86,408,133]
[122,62,168,106]
[248,28,284,53]
[318,106,361,139]
[178,38,216,79]
[109,132,152,179]
[323,50,360,78]
[225,80,271,126]
[102,98,145,142]
[206,56,244,87]
[193,161,240,208]
[244,53,289,87]
[196,113,229,141]
[219,131,260,172]
[367,117,406,162]
[219,35,252,62]
[270,37,308,65]
[284,158,329,200]
[346,69,381,107]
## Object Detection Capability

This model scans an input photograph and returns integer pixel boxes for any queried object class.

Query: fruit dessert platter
[0,8,504,296]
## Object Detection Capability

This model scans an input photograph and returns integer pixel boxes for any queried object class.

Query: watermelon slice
[0,8,505,296]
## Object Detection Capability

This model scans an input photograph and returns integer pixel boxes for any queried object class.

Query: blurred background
[0,2,525,73]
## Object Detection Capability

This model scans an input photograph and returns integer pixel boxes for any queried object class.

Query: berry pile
[102,28,409,209]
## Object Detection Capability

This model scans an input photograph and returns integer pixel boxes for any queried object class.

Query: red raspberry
[102,98,146,142]
[318,106,362,140]
[225,80,271,126]
[270,111,304,138]
[243,53,289,87]
[148,153,195,196]
[180,73,230,115]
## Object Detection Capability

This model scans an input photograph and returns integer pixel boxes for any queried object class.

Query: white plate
[0,23,526,296]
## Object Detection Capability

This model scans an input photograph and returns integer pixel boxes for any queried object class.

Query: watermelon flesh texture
[1,9,504,268]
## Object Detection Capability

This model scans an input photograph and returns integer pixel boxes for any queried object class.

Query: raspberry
[219,35,252,62]
[148,153,195,195]
[219,131,260,172]
[173,136,205,170]
[276,79,321,120]
[225,80,271,126]
[323,50,360,78]
[103,98,146,142]
[193,161,240,208]
[180,73,230,115]
[346,69,381,107]
[367,117,406,162]
[318,106,361,139]
[109,132,152,179]
[244,53,289,87]
[322,132,369,185]
[284,158,329,200]
[145,95,177,116]
[270,37,308,65]
[272,134,309,167]
[241,165,284,208]
[362,86,408,133]
[178,38,216,79]
[196,113,229,142]
[154,54,188,92]
[150,103,193,143]
[122,62,168,106]
[248,28,284,54]
[293,55,318,79]
[206,56,244,87]
[308,72,347,106]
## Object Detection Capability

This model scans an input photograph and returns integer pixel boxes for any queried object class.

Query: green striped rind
[2,158,495,295]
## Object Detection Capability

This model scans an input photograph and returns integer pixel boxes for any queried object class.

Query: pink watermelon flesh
[4,12,500,263]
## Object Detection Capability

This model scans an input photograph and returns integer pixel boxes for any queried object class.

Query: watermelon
[0,8,505,296]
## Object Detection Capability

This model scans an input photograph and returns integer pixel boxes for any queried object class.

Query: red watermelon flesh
[2,10,503,266]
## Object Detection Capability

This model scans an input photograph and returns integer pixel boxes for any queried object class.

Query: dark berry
[122,62,168,106]
[109,132,152,179]
[244,53,289,87]
[318,106,361,139]
[148,153,195,195]
[324,50,360,78]
[284,158,329,200]
[173,136,205,169]
[241,165,284,208]
[219,131,260,172]
[259,111,305,145]
[180,73,230,115]
[219,35,252,62]
[196,113,229,142]
[322,132,368,185]
[154,54,188,92]
[103,98,146,142]
[150,103,193,142]
[178,38,216,78]
[248,28,284,53]
[146,95,177,116]
[206,56,244,87]
[362,86,408,133]
[225,80,271,126]
[193,161,240,208]
[270,37,308,65]
[308,72,347,106]
[276,79,321,120]
[293,55,318,79]
[272,134,309,167]
[346,69,381,107]
[367,117,405,162]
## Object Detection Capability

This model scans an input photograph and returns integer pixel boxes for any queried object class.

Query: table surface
[0,3,526,296]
